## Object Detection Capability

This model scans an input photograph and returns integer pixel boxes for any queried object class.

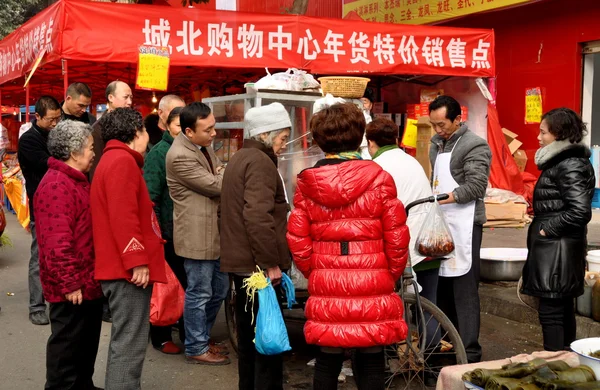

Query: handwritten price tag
[136,45,170,91]
[525,87,543,124]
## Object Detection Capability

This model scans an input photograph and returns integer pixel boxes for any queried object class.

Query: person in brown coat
[166,102,229,365]
[220,102,292,390]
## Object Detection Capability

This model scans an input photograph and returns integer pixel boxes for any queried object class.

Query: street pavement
[0,212,547,389]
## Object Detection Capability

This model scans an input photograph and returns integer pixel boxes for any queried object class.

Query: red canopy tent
[0,0,495,105]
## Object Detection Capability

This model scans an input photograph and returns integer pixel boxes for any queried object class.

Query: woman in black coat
[521,107,595,351]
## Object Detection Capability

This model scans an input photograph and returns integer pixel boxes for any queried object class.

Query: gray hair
[249,129,287,148]
[48,120,92,161]
[158,94,184,111]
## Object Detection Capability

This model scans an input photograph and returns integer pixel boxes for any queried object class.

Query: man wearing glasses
[18,95,62,326]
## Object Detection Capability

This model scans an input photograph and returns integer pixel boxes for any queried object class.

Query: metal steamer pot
[480,248,528,281]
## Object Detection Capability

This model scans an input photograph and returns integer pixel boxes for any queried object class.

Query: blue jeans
[183,259,229,356]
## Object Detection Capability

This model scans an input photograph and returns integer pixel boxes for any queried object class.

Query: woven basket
[318,77,370,99]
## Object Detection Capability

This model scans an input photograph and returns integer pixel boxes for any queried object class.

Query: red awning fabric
[0,0,495,85]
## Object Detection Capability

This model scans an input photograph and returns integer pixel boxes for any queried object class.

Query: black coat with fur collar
[521,143,595,298]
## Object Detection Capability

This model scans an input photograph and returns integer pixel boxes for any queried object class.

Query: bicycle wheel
[224,276,239,353]
[386,293,467,389]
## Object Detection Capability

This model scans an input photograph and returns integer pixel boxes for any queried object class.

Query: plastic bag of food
[415,200,455,257]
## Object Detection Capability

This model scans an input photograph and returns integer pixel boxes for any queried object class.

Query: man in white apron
[428,96,491,363]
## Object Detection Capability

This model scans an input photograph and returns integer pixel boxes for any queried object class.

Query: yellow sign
[343,0,534,25]
[525,87,542,124]
[401,118,419,148]
[136,45,170,91]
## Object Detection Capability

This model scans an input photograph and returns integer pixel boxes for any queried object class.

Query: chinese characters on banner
[525,87,542,124]
[137,17,494,78]
[136,46,170,91]
[342,0,535,25]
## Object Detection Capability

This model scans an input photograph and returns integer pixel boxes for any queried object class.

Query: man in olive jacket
[219,103,292,390]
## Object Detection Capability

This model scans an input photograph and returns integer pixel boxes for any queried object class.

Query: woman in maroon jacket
[90,107,167,390]
[287,103,410,390]
[34,120,103,390]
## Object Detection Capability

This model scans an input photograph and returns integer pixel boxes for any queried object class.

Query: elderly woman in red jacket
[287,103,410,390]
[91,107,167,390]
[34,120,103,390]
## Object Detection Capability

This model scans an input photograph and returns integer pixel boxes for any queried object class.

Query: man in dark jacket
[88,80,133,181]
[61,82,96,125]
[220,103,291,389]
[18,95,62,325]
[428,95,491,363]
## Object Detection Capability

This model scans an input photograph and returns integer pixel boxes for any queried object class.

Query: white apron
[432,137,476,277]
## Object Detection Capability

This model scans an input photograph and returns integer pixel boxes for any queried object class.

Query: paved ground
[0,213,549,389]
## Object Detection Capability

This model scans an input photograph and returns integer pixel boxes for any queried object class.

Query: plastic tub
[570,338,600,380]
[480,248,528,281]
[588,250,600,273]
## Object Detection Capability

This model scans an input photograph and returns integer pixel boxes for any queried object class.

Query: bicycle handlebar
[404,194,449,215]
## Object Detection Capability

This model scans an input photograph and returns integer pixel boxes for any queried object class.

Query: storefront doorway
[582,40,600,146]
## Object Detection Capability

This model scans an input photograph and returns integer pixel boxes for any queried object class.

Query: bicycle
[224,194,467,389]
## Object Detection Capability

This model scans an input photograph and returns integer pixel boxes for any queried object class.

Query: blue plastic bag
[254,274,296,355]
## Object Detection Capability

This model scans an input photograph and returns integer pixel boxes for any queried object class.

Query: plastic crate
[593,188,600,209]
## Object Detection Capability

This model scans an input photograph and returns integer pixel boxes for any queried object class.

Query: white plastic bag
[254,68,320,91]
[289,262,308,290]
[415,199,455,257]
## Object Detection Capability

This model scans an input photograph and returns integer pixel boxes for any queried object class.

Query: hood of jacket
[535,141,591,170]
[296,160,383,209]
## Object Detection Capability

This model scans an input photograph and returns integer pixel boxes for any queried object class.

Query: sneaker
[30,311,49,325]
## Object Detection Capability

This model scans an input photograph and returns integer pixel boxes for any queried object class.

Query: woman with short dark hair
[287,103,410,390]
[91,107,168,389]
[521,107,595,351]
[35,120,102,390]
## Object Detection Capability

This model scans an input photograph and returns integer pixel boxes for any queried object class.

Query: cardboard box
[514,150,528,172]
[415,116,436,179]
[502,128,523,155]
[485,202,527,222]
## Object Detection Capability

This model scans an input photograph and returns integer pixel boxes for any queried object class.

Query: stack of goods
[504,128,528,173]
[462,358,600,389]
[484,188,530,228]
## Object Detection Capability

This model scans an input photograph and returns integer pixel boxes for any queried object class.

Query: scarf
[534,139,579,168]
[372,144,398,160]
[325,151,363,160]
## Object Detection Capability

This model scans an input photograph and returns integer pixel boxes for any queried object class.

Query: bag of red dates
[415,199,455,258]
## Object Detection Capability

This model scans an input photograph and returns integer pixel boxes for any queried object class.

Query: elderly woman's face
[74,135,95,173]
[272,129,290,156]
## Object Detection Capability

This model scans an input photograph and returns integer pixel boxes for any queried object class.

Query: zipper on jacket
[340,241,349,255]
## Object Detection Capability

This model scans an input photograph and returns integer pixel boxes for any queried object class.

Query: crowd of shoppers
[15,80,594,390]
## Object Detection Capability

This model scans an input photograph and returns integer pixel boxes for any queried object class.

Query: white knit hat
[244,103,292,138]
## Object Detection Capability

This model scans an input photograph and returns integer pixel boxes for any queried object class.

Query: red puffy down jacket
[287,159,410,348]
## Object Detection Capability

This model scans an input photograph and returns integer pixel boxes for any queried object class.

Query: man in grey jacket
[428,95,491,363]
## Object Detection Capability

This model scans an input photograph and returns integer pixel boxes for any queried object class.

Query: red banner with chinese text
[0,0,495,86]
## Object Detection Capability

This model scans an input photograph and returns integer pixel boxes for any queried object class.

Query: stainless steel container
[480,248,528,282]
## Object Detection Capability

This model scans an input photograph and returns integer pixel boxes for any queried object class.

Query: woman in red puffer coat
[287,103,410,390]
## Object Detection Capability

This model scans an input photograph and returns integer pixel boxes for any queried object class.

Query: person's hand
[131,265,150,288]
[65,289,83,305]
[266,266,282,287]
[540,229,546,237]
[438,192,456,205]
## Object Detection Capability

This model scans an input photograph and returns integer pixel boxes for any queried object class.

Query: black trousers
[45,298,103,390]
[437,223,483,363]
[313,348,385,390]
[234,274,284,390]
[150,240,188,347]
[538,296,576,352]
[416,267,441,348]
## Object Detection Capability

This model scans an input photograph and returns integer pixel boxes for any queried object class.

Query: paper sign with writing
[136,45,170,91]
[401,118,419,149]
[525,87,542,124]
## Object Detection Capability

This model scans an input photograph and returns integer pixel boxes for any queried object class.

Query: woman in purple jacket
[34,120,102,390]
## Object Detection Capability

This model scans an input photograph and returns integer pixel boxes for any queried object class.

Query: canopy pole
[62,59,69,97]
[25,83,30,123]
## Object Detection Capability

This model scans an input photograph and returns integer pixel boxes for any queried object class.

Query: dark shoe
[209,345,229,356]
[29,311,49,325]
[186,351,231,365]
[102,311,112,323]
[154,341,182,355]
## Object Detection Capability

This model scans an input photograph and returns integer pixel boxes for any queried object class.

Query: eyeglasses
[41,116,61,124]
